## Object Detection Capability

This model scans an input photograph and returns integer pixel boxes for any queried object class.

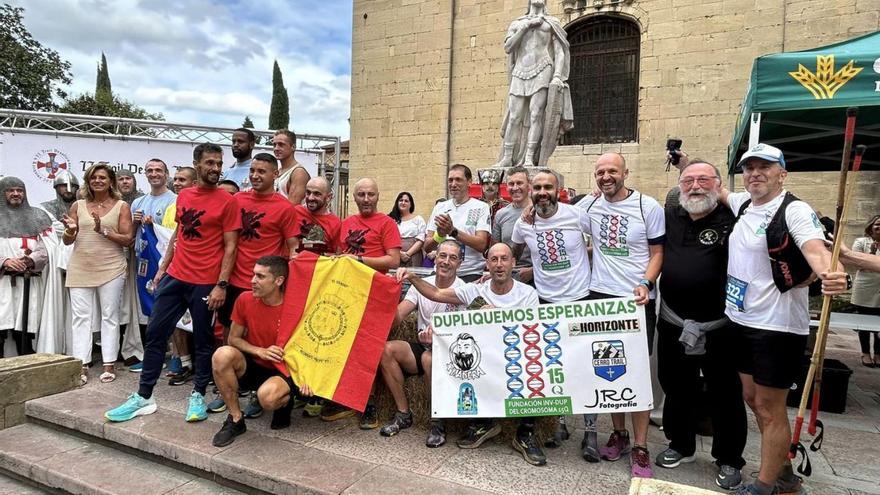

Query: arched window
[564,16,640,144]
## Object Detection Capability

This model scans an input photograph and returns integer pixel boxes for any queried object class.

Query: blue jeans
[138,275,215,399]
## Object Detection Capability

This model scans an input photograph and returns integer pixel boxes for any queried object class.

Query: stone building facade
[349,0,879,239]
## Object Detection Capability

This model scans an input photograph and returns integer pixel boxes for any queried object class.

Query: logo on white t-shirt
[466,208,480,227]
[598,214,630,256]
[537,229,571,271]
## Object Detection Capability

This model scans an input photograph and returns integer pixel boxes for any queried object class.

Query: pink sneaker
[631,446,654,478]
[599,430,631,461]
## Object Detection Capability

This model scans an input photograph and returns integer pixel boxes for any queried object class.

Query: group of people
[0,132,862,494]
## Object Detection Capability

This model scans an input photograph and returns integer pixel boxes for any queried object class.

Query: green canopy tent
[728,31,880,178]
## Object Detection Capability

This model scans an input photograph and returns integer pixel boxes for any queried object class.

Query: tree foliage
[268,60,290,130]
[0,4,73,111]
[58,93,164,121]
[95,52,112,105]
[242,115,255,129]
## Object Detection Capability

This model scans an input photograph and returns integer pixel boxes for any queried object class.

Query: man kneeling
[211,255,310,447]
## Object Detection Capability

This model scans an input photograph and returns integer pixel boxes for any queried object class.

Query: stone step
[0,470,49,494]
[0,423,246,495]
[24,387,484,495]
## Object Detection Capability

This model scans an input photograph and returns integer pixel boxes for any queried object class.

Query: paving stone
[629,478,720,494]
[431,440,583,495]
[164,478,247,495]
[343,465,489,494]
[308,421,460,475]
[26,386,115,438]
[31,442,194,495]
[0,472,48,494]
[213,434,376,494]
[105,407,252,472]
[0,424,90,476]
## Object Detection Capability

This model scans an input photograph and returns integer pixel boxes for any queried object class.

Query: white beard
[680,188,718,216]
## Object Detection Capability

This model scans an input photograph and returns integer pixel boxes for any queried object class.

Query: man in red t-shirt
[339,177,401,273]
[218,153,297,338]
[209,256,311,446]
[323,177,401,427]
[291,176,341,256]
[106,143,241,425]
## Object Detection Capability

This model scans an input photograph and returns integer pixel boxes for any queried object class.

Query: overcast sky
[11,0,353,139]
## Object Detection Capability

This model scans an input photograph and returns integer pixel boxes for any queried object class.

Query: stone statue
[494,0,573,168]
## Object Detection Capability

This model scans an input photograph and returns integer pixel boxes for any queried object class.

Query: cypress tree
[95,52,112,105]
[268,60,289,130]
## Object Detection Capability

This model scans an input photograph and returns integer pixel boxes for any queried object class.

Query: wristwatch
[639,279,655,291]
[449,227,459,239]
[216,280,229,289]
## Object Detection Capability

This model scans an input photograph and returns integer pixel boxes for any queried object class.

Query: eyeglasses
[679,176,718,187]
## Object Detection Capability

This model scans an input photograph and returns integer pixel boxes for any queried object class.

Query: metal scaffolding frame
[0,108,346,212]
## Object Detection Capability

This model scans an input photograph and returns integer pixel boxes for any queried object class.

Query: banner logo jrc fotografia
[32,149,71,182]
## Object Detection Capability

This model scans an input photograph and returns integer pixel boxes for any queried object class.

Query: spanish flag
[276,252,400,412]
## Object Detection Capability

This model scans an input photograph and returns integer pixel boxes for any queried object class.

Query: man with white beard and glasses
[654,160,746,490]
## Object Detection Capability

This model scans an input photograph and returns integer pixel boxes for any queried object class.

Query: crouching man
[210,255,310,446]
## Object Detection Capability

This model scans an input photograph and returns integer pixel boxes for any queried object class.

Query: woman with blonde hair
[62,163,133,384]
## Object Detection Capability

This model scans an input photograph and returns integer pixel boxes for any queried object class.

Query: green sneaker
[186,391,208,422]
[303,398,324,418]
[104,393,157,422]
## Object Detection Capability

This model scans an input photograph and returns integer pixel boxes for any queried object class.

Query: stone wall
[349,0,880,241]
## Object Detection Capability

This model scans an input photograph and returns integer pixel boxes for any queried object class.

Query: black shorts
[587,291,656,355]
[240,354,296,394]
[732,322,807,389]
[217,285,247,328]
[407,341,430,376]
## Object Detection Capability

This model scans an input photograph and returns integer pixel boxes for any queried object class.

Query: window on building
[564,16,640,144]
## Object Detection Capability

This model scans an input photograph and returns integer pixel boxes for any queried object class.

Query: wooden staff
[789,107,860,459]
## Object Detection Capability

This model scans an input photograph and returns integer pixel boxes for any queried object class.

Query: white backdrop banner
[0,131,319,204]
[431,298,653,418]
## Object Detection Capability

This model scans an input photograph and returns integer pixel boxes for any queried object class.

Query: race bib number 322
[726,276,748,312]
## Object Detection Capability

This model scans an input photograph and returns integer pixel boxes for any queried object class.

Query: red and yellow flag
[275,252,400,412]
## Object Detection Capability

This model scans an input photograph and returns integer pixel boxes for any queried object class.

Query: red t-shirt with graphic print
[291,204,342,256]
[340,213,401,272]
[231,291,284,370]
[167,186,241,285]
[230,191,297,289]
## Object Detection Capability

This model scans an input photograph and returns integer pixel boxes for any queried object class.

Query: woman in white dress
[851,215,880,367]
[389,192,426,268]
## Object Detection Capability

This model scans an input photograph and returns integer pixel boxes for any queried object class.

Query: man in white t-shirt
[721,144,845,495]
[511,168,591,449]
[397,243,546,466]
[377,240,466,447]
[575,152,665,478]
[423,164,490,282]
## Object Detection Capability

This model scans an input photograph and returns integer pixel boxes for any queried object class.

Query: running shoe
[271,401,294,430]
[320,401,355,422]
[716,465,743,490]
[775,473,805,494]
[302,398,324,418]
[185,391,208,422]
[599,430,631,461]
[581,431,600,463]
[512,431,547,466]
[544,418,570,448]
[631,446,653,478]
[456,422,501,449]
[359,403,379,430]
[128,362,143,373]
[242,392,263,418]
[104,393,157,422]
[655,447,695,469]
[212,415,246,447]
[168,366,193,386]
[426,420,446,448]
[206,396,227,413]
[165,356,182,377]
[379,410,413,437]
[731,484,764,495]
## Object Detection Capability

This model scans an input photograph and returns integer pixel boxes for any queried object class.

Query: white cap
[737,143,786,169]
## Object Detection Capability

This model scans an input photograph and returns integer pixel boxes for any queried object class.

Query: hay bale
[375,313,558,441]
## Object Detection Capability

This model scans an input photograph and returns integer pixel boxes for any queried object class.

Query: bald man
[323,178,402,428]
[339,178,401,273]
[398,242,546,466]
[291,177,341,256]
[575,152,665,478]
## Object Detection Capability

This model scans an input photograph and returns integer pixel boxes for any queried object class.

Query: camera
[666,138,683,166]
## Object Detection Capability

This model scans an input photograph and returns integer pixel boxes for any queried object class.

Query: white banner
[431,298,653,418]
[0,131,319,204]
